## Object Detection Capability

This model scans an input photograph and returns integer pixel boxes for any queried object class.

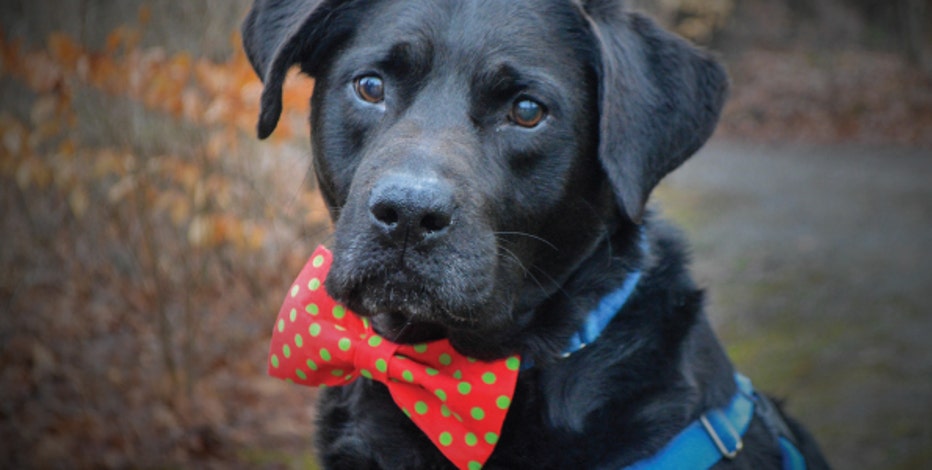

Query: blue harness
[556,248,808,470]
[621,373,807,470]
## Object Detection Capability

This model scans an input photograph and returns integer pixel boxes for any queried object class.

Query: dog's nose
[368,173,455,243]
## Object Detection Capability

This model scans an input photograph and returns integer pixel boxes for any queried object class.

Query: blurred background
[0,0,928,468]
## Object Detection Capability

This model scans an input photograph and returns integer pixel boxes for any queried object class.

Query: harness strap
[621,374,808,470]
[622,374,754,470]
[780,437,808,470]
[754,391,808,470]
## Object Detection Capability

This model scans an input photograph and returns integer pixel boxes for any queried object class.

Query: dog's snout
[368,174,455,243]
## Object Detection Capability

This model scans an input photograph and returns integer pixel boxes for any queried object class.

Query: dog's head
[243,0,726,357]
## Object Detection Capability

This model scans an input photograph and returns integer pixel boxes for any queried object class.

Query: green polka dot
[471,407,485,420]
[283,344,291,358]
[309,323,322,336]
[338,337,351,351]
[360,369,372,379]
[484,432,498,445]
[306,359,318,371]
[312,255,324,267]
[414,401,428,415]
[439,432,453,447]
[440,404,451,417]
[331,369,344,377]
[320,348,331,361]
[467,357,477,363]
[438,353,452,366]
[296,369,307,380]
[496,395,511,409]
[506,356,520,371]
[294,334,303,348]
[289,308,297,322]
[402,408,411,418]
[435,389,447,402]
[425,367,439,376]
[362,318,370,329]
[308,278,321,291]
[468,461,482,470]
[368,335,382,347]
[402,370,414,382]
[465,432,478,447]
[270,354,279,368]
[290,285,299,297]
[306,303,319,315]
[452,369,463,380]
[482,372,497,384]
[413,343,428,353]
[277,319,285,332]
[332,305,346,319]
[375,358,388,373]
[457,382,472,395]
[452,412,463,422]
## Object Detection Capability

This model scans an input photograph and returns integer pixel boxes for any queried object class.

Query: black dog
[243,0,830,468]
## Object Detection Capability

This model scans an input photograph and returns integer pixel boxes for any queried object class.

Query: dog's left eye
[354,75,385,104]
[510,98,546,128]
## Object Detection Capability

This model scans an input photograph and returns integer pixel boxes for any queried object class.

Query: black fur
[242,0,830,468]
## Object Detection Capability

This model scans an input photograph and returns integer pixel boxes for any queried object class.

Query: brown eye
[354,75,385,104]
[510,98,546,128]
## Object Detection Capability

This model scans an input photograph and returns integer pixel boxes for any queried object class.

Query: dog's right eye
[354,75,385,104]
[510,98,546,128]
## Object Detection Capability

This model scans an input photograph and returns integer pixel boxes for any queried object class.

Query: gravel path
[653,138,931,469]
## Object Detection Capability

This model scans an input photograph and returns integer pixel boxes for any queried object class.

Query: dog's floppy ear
[580,1,728,223]
[242,0,361,139]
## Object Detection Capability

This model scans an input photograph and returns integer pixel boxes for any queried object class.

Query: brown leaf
[68,185,89,218]
[47,32,82,70]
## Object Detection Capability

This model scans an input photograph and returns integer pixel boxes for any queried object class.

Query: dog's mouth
[328,250,496,343]
[325,245,522,358]
[347,281,470,344]
[370,311,447,344]
[334,276,461,344]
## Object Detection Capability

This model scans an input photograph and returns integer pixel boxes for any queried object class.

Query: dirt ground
[654,138,932,469]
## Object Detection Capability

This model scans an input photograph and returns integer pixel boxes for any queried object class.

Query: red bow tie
[268,246,520,470]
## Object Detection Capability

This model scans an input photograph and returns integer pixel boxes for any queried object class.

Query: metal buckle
[700,410,743,459]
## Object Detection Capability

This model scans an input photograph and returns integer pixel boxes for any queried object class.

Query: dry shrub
[0,23,329,468]
[720,49,932,146]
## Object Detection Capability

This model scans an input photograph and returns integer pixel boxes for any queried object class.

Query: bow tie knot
[268,246,521,470]
[351,332,395,382]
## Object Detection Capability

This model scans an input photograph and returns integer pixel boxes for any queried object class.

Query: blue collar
[561,268,642,357]
[561,230,649,358]
[520,233,645,372]
[622,374,808,470]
